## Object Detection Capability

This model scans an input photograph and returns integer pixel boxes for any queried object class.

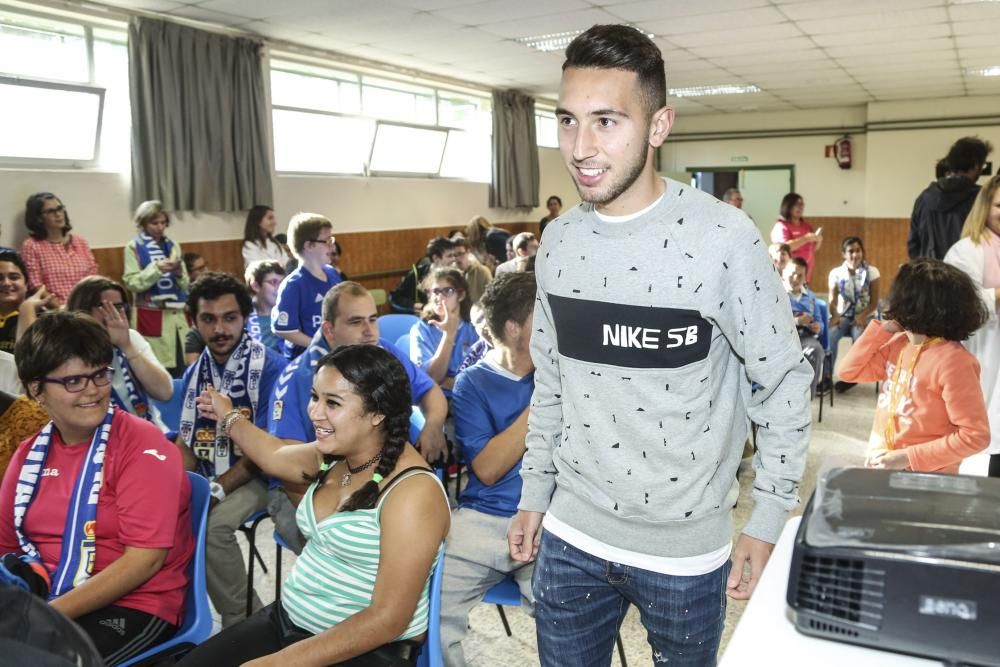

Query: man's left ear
[649,106,674,148]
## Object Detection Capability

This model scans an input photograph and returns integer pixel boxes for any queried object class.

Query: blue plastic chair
[378,314,419,347]
[409,405,427,446]
[151,377,185,439]
[396,333,412,357]
[120,472,212,666]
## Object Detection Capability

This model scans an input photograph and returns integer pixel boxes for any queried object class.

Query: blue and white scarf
[836,261,872,320]
[133,233,185,303]
[110,347,152,422]
[13,405,114,599]
[178,334,266,478]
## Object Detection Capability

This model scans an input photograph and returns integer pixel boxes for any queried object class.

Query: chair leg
[241,515,266,618]
[495,605,512,637]
[275,542,282,602]
[615,634,627,667]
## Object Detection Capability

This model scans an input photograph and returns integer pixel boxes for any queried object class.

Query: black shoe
[817,378,832,394]
[834,381,856,393]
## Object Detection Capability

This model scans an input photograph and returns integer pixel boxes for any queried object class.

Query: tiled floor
[226,383,876,665]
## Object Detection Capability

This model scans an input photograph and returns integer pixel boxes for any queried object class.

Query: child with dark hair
[828,236,881,392]
[839,258,990,473]
[783,258,825,398]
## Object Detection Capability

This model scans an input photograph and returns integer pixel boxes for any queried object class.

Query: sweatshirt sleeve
[710,219,812,544]
[837,320,898,384]
[905,351,990,472]
[517,253,562,514]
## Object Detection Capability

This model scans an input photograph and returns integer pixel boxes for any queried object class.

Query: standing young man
[507,25,812,666]
[271,213,342,359]
[175,272,287,628]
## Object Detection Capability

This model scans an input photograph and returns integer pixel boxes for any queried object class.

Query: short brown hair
[16,311,113,397]
[288,212,333,259]
[480,272,536,344]
[322,281,370,324]
[66,276,129,313]
[244,260,286,289]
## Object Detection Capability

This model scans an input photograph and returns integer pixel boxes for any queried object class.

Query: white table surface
[719,516,940,667]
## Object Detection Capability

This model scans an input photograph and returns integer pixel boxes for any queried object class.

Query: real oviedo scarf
[178,335,266,478]
[133,233,186,303]
[110,347,152,422]
[13,405,115,599]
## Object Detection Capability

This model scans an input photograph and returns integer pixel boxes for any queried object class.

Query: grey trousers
[205,477,268,628]
[440,507,535,667]
[800,333,825,399]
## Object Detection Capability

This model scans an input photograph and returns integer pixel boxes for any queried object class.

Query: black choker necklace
[342,452,382,487]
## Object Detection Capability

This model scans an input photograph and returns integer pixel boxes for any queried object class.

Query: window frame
[366,120,449,178]
[269,104,376,176]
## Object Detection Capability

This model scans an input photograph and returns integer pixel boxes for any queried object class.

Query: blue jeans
[533,530,731,667]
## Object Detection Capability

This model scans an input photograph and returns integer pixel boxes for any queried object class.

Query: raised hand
[99,299,131,350]
[197,386,232,422]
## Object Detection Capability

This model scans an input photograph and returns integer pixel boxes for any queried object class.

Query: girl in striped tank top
[179,345,451,666]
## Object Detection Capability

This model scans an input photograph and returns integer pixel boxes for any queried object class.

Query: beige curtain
[128,17,273,211]
[489,89,539,209]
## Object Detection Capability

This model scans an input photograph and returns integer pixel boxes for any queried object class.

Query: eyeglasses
[309,236,336,246]
[41,205,66,216]
[429,287,457,297]
[37,367,114,393]
[261,278,283,287]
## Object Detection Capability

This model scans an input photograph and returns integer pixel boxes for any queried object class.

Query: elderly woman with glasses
[410,267,480,397]
[0,311,193,666]
[123,200,191,378]
[20,192,99,307]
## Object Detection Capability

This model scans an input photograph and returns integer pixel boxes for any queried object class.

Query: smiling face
[783,262,806,293]
[194,293,245,362]
[842,241,864,270]
[142,212,168,241]
[557,67,671,213]
[308,364,383,456]
[31,358,111,443]
[0,261,26,313]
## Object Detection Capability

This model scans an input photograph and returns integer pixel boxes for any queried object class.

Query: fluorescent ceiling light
[669,84,761,97]
[516,27,655,53]
[966,65,1000,77]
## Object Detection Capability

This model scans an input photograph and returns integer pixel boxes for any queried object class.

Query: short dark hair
[16,311,112,396]
[779,193,803,220]
[243,205,274,247]
[322,281,370,323]
[480,272,536,344]
[451,236,470,250]
[788,256,808,270]
[0,250,29,284]
[66,276,129,313]
[187,272,253,319]
[563,25,666,115]
[182,252,204,272]
[884,258,987,341]
[944,136,993,174]
[245,259,286,289]
[840,236,865,254]
[935,158,949,179]
[546,195,562,207]
[24,192,71,240]
[426,236,454,260]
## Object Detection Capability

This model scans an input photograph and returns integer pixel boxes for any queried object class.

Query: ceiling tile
[476,8,620,39]
[795,7,948,34]
[824,37,955,58]
[641,6,786,36]
[605,0,768,23]
[811,23,951,47]
[948,2,1000,21]
[778,0,941,21]
[432,0,590,25]
[710,50,830,68]
[951,19,1000,36]
[685,36,814,58]
[167,5,250,26]
[668,23,802,48]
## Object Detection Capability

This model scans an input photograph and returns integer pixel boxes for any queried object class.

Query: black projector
[787,467,1000,666]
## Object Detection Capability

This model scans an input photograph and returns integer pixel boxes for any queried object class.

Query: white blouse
[242,238,291,268]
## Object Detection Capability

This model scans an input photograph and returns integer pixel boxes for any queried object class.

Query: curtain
[489,89,539,209]
[128,17,273,211]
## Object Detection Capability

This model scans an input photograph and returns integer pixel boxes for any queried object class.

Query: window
[536,110,558,148]
[270,56,493,181]
[0,10,128,168]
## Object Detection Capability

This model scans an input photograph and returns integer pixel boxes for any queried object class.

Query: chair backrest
[151,378,186,438]
[378,314,419,347]
[395,333,411,356]
[369,288,388,307]
[408,405,427,446]
[814,297,831,352]
[118,472,211,667]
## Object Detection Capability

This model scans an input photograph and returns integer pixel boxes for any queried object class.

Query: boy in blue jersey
[271,213,342,359]
[173,272,287,628]
[267,281,449,551]
[439,272,536,667]
[784,257,826,397]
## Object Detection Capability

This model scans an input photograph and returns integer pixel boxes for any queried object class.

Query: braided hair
[309,345,413,512]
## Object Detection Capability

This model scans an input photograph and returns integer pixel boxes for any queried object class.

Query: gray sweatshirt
[519,178,813,557]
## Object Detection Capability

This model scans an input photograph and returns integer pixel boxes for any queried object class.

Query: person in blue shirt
[439,272,536,667]
[784,257,826,398]
[271,213,342,359]
[173,272,287,628]
[410,267,480,397]
[267,281,449,552]
[244,259,286,355]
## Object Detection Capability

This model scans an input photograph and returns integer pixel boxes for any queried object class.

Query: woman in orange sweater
[839,258,990,473]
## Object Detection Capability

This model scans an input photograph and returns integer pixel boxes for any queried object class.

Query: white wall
[0,146,578,249]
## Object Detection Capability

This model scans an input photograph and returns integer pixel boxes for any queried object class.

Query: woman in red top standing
[770,192,822,283]
[20,193,98,307]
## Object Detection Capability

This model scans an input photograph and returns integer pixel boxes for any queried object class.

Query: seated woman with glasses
[20,193,99,307]
[0,311,194,666]
[410,268,480,397]
[176,345,450,666]
[67,277,174,432]
[123,201,191,379]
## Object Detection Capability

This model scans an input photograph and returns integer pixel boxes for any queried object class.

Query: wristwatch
[210,481,227,502]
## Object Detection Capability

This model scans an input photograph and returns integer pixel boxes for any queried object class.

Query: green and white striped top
[281,468,446,638]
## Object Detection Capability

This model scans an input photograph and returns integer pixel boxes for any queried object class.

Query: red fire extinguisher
[834,135,852,170]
